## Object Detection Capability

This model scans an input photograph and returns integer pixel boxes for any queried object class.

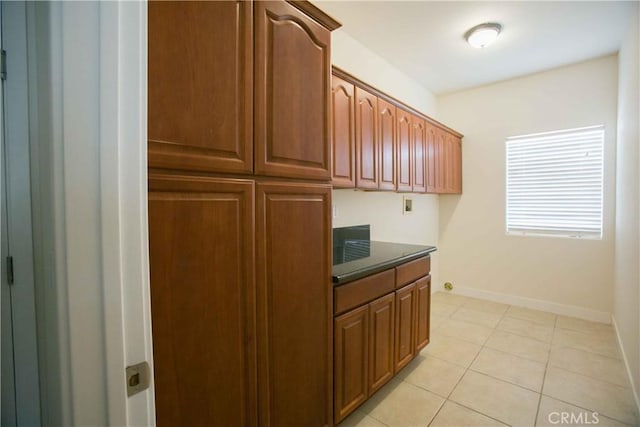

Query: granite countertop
[332,241,437,285]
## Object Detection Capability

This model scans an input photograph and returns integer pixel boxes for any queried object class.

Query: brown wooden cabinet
[331,67,463,194]
[334,305,369,423]
[415,275,431,352]
[412,115,427,193]
[378,99,397,191]
[368,293,395,395]
[148,1,253,174]
[331,76,356,188]
[394,283,416,373]
[149,2,339,426]
[255,1,332,180]
[333,255,432,423]
[148,175,257,427]
[396,109,412,192]
[355,87,379,189]
[256,181,332,427]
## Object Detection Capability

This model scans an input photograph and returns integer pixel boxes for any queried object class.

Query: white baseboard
[611,316,640,416]
[445,286,612,324]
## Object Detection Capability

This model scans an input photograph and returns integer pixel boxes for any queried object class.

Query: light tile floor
[339,292,639,427]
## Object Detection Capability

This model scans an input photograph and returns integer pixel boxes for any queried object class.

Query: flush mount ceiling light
[464,22,502,48]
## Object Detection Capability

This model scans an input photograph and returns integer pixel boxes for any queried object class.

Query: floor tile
[396,354,466,398]
[536,396,630,427]
[361,379,444,427]
[556,315,614,335]
[449,370,539,427]
[506,305,556,327]
[552,328,621,359]
[435,319,493,345]
[450,307,503,329]
[431,292,469,306]
[543,367,638,425]
[430,315,447,332]
[339,409,388,427]
[422,333,482,367]
[549,346,629,387]
[431,303,459,318]
[497,316,554,343]
[429,400,507,427]
[484,330,551,363]
[462,298,509,315]
[471,347,546,392]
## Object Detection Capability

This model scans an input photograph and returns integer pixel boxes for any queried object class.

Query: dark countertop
[332,241,437,285]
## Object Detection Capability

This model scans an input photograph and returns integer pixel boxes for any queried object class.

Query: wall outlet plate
[403,196,413,215]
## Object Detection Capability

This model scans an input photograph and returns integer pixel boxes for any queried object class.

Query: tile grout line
[533,311,556,426]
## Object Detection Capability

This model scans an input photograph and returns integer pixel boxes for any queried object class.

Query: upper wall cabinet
[331,67,463,194]
[378,99,397,191]
[255,1,333,180]
[148,1,253,174]
[332,75,356,188]
[355,87,379,190]
[396,109,412,192]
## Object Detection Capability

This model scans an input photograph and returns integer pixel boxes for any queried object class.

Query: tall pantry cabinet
[147,2,340,426]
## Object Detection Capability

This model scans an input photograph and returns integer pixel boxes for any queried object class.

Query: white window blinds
[506,125,604,239]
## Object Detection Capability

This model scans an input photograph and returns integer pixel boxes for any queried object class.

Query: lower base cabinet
[333,256,431,423]
[149,175,332,427]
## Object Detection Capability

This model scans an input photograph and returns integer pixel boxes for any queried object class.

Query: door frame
[26,2,155,425]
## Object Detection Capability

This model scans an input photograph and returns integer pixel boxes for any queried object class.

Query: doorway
[0,1,41,426]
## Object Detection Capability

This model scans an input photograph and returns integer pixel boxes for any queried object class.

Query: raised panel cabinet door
[332,75,356,188]
[412,116,427,193]
[436,129,447,193]
[396,109,412,192]
[334,305,369,424]
[426,124,437,193]
[414,275,431,352]
[355,87,378,189]
[148,1,253,174]
[394,283,416,373]
[453,137,462,194]
[368,293,395,395]
[255,1,331,180]
[148,174,257,427]
[378,99,397,191]
[445,133,455,193]
[256,182,332,427]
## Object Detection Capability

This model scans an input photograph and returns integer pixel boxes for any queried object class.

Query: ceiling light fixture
[464,23,502,49]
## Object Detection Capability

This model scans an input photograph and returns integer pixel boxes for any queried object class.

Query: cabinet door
[369,294,395,395]
[256,182,332,427]
[394,283,416,373]
[414,275,431,352]
[436,129,447,193]
[332,76,356,188]
[255,2,331,180]
[148,1,253,174]
[412,116,427,193]
[148,175,257,427]
[334,306,369,424]
[426,124,437,193]
[396,109,412,192]
[355,87,378,189]
[378,99,397,191]
[453,136,462,194]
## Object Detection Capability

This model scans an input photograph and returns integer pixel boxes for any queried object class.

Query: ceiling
[314,1,636,94]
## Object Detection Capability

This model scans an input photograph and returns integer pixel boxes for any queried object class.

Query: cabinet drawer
[335,269,395,315]
[395,256,430,288]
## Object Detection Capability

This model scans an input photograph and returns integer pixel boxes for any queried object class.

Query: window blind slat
[506,125,604,239]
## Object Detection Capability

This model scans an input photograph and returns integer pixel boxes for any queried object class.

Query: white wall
[331,30,441,286]
[437,55,618,320]
[613,9,639,409]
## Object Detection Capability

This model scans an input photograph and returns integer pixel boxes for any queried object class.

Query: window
[506,125,604,239]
